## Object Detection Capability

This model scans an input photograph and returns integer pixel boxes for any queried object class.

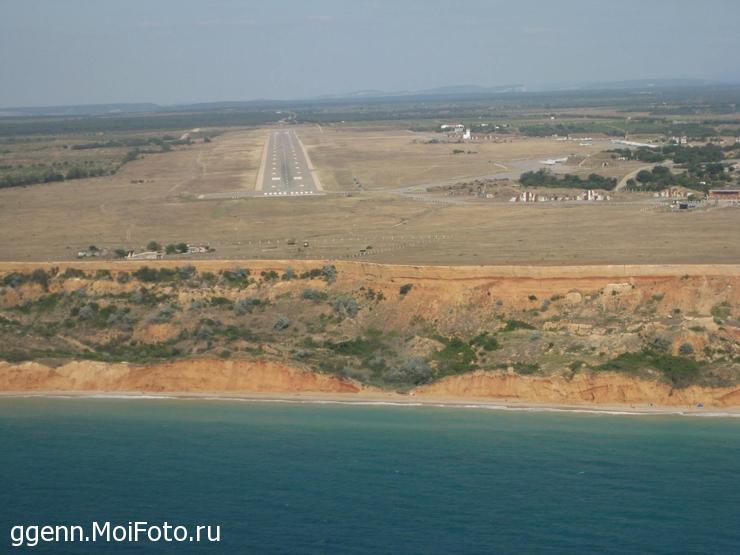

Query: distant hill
[1,79,735,117]
[0,103,160,118]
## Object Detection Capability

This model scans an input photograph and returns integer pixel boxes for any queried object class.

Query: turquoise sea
[1,397,739,554]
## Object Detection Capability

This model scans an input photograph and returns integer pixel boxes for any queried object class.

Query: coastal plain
[1,124,739,265]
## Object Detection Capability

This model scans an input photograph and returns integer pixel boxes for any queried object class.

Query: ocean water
[1,398,739,554]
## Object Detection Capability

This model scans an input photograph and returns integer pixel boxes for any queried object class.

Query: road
[616,161,675,191]
[258,129,321,197]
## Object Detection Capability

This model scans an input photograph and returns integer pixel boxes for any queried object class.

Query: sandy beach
[3,389,739,418]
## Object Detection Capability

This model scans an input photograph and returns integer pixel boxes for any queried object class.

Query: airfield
[0,123,738,264]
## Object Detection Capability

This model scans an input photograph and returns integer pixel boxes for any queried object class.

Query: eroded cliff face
[0,359,361,394]
[413,371,740,408]
[1,359,738,408]
[0,260,738,406]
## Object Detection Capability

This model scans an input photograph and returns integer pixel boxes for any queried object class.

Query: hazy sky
[1,0,738,107]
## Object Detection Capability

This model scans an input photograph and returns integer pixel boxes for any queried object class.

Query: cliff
[0,260,737,407]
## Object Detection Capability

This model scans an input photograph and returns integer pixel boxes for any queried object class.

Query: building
[576,190,610,202]
[707,189,740,202]
[186,244,210,254]
[654,187,689,199]
[126,250,163,260]
[509,191,537,203]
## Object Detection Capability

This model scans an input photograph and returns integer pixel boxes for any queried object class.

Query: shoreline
[3,390,739,418]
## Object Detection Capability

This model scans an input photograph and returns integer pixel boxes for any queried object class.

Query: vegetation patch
[597,350,703,388]
[502,319,535,332]
[520,169,616,190]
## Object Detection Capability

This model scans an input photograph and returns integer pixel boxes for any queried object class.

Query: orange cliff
[1,358,739,409]
[412,371,740,408]
[0,359,361,395]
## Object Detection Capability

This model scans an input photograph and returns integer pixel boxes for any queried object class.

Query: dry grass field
[0,124,738,265]
[298,124,619,190]
[173,128,265,195]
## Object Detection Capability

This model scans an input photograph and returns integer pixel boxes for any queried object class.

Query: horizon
[1,77,739,112]
[1,0,739,108]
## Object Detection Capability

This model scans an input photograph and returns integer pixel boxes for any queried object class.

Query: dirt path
[616,161,675,190]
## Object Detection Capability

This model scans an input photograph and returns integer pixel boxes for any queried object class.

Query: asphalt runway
[260,129,319,197]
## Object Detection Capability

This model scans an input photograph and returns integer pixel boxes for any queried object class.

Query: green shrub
[301,288,327,302]
[221,267,250,287]
[469,332,501,351]
[513,362,540,375]
[61,268,86,279]
[2,272,28,288]
[273,316,291,331]
[598,350,702,388]
[322,265,338,284]
[433,337,477,377]
[333,295,359,318]
[133,266,159,282]
[327,331,386,359]
[233,297,261,315]
[385,357,433,385]
[710,302,732,320]
[30,269,49,290]
[503,319,535,332]
[210,296,234,308]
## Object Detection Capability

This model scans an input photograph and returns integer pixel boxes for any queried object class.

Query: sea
[1,397,739,554]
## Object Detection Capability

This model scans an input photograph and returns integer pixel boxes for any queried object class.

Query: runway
[259,129,321,196]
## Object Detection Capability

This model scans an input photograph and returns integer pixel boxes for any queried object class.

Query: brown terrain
[1,260,738,410]
[1,125,738,265]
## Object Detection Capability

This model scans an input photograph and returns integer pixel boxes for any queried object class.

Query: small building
[186,244,210,254]
[76,246,105,259]
[707,189,740,201]
[654,187,689,199]
[440,123,464,133]
[126,250,163,260]
[510,190,537,203]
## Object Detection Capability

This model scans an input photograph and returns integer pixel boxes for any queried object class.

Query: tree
[147,241,161,252]
[165,244,177,254]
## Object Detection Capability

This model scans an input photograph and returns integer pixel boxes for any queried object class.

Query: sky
[1,0,739,107]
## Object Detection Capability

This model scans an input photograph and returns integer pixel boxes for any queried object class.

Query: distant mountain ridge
[0,78,735,117]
